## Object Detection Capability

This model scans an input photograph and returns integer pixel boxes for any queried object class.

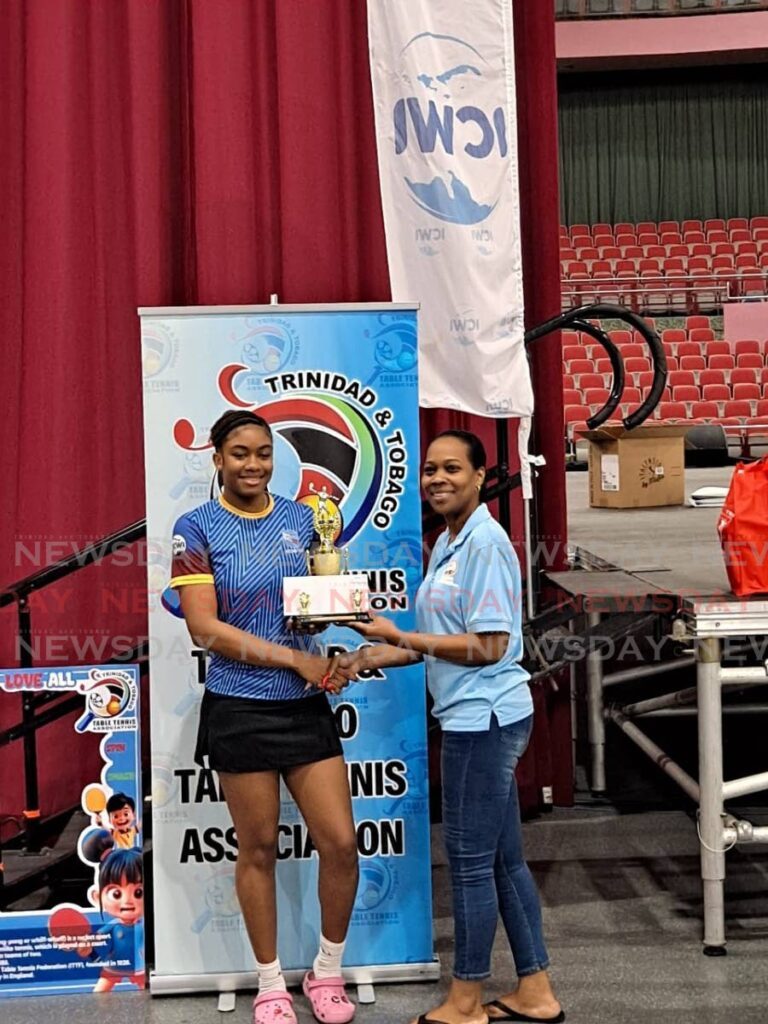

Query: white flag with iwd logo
[367,0,532,418]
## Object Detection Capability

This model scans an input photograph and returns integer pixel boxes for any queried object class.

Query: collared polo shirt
[414,503,532,731]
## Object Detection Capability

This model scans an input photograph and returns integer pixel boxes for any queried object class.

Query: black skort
[194,689,343,774]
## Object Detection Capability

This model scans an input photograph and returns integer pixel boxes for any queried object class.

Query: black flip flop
[416,1016,490,1024]
[486,1001,565,1023]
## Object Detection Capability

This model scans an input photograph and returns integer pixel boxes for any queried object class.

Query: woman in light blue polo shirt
[350,430,563,1024]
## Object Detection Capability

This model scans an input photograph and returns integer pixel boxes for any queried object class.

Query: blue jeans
[441,714,549,981]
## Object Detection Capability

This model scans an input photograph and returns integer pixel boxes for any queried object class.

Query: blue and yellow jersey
[170,493,317,700]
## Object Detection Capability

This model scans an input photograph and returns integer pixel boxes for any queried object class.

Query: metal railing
[556,0,768,18]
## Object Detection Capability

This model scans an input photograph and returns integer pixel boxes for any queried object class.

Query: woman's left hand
[347,615,402,645]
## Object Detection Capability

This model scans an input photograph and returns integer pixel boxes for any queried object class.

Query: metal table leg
[586,611,606,794]
[696,636,727,955]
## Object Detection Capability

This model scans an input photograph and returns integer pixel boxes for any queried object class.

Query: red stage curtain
[0,0,568,834]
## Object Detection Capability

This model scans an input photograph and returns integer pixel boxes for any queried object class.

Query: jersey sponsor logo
[172,534,187,556]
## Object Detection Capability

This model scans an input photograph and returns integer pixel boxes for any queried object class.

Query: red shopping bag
[718,459,768,596]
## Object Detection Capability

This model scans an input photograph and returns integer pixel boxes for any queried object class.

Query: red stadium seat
[700,369,727,387]
[723,400,752,420]
[702,384,731,406]
[608,330,632,346]
[686,316,710,330]
[578,373,605,390]
[681,219,703,234]
[563,346,584,364]
[660,232,681,248]
[625,356,651,375]
[668,370,696,388]
[677,341,702,358]
[690,402,720,421]
[757,399,768,417]
[704,219,726,234]
[689,328,715,343]
[564,405,590,441]
[636,221,656,235]
[563,374,575,390]
[561,330,581,346]
[645,245,666,259]
[584,388,610,409]
[601,246,622,262]
[741,274,766,298]
[733,339,765,356]
[736,241,759,258]
[570,224,590,239]
[658,220,679,234]
[563,388,581,407]
[709,354,735,376]
[737,353,763,370]
[618,344,646,359]
[621,387,642,407]
[679,355,706,376]
[658,402,687,421]
[637,371,655,391]
[593,222,612,236]
[731,367,758,384]
[706,341,731,358]
[667,244,689,259]
[577,247,599,262]
[750,217,768,231]
[760,366,768,387]
[568,359,594,378]
[733,383,760,406]
[672,385,700,405]
[684,231,706,246]
[662,328,687,346]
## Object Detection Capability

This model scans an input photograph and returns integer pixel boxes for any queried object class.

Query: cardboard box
[580,424,686,509]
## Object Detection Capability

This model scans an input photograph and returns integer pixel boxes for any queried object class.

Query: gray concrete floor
[3,807,768,1024]
[565,465,734,594]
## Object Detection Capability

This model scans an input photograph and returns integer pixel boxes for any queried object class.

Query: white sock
[312,933,346,979]
[256,956,287,996]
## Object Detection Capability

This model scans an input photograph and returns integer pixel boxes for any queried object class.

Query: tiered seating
[562,316,768,457]
[560,217,768,313]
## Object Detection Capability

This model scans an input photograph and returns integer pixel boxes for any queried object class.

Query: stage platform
[564,465,731,596]
[542,467,768,955]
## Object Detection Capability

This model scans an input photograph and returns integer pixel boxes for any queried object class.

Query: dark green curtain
[558,65,768,225]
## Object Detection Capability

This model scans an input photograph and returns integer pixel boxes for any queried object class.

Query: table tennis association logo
[162,378,395,618]
[392,31,509,226]
[141,322,179,379]
[74,669,138,733]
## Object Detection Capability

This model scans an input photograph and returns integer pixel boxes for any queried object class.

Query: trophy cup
[283,486,371,631]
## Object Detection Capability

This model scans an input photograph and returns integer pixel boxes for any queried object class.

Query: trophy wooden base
[283,573,371,632]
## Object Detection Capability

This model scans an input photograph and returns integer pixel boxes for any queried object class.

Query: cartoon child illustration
[104,793,140,849]
[89,848,145,991]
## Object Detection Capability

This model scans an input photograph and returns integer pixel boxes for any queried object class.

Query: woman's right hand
[294,651,335,688]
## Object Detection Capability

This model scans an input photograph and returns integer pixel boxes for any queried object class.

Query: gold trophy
[283,486,371,630]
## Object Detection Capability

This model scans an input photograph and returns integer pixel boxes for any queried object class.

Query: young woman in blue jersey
[170,410,357,1024]
[346,431,563,1024]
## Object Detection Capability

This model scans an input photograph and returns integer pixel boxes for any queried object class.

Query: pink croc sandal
[302,970,356,1023]
[252,990,297,1024]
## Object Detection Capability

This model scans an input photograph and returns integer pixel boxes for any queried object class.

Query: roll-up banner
[0,665,143,998]
[367,0,532,422]
[139,304,437,992]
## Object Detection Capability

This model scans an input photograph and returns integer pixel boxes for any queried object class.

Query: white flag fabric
[368,0,532,418]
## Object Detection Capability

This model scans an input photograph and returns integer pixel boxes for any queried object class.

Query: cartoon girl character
[89,848,145,991]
